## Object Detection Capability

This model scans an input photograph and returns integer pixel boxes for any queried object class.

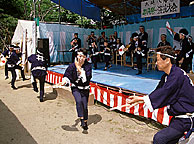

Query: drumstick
[110,104,131,111]
[110,93,143,111]
[110,101,144,111]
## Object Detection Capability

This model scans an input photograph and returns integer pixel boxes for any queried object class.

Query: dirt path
[0,68,159,144]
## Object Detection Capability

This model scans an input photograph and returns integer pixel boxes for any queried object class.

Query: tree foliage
[0,0,24,51]
[0,0,125,52]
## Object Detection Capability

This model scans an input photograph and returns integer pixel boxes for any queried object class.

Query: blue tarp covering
[126,5,194,23]
[38,16,194,63]
[51,0,100,21]
[39,22,113,63]
[50,1,194,24]
[114,17,194,50]
[47,64,160,94]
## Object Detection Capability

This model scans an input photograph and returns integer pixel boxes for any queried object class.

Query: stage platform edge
[53,87,94,106]
[46,69,172,126]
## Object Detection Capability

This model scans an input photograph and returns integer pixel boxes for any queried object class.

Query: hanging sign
[141,0,180,18]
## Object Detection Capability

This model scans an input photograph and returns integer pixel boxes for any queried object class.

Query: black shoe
[83,122,88,130]
[80,119,88,130]
[11,86,17,90]
[104,68,107,71]
[5,76,9,80]
[40,98,43,102]
[136,71,142,75]
[23,78,28,81]
[33,87,38,93]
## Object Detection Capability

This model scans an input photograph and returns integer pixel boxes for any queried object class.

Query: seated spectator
[157,34,171,48]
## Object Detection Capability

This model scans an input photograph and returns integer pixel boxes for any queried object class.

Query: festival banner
[141,0,180,18]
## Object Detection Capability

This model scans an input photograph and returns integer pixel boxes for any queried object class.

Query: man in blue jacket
[28,48,48,102]
[127,46,194,144]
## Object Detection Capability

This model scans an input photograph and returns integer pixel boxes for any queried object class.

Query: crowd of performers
[1,45,27,89]
[1,25,194,142]
[70,26,149,74]
[70,25,194,75]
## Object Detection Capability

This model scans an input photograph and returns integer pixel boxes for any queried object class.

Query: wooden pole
[81,0,83,27]
[59,0,61,24]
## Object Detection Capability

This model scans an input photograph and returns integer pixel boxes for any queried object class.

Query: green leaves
[0,0,126,52]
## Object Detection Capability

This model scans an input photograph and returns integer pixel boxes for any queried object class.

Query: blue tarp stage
[48,64,162,94]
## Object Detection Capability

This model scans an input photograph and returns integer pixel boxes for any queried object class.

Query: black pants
[99,46,104,62]
[153,126,183,144]
[181,58,190,72]
[15,65,25,79]
[32,75,46,99]
[5,62,8,77]
[153,117,193,144]
[189,57,193,71]
[8,68,16,87]
[92,56,98,69]
[72,88,89,120]
[104,55,111,68]
[136,53,142,72]
[72,51,77,63]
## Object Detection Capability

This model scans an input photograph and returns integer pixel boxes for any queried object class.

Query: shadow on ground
[0,100,37,144]
[37,89,58,102]
[17,83,32,89]
[61,114,102,133]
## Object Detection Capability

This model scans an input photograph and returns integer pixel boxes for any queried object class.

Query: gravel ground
[0,67,160,144]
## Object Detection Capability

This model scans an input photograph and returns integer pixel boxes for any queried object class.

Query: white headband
[77,52,84,56]
[134,36,138,39]
[37,50,43,55]
[14,48,20,50]
[156,52,176,59]
[180,33,186,36]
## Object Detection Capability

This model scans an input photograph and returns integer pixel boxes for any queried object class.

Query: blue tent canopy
[51,0,194,24]
[51,0,101,21]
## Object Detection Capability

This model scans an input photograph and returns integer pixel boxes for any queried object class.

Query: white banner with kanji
[141,0,180,18]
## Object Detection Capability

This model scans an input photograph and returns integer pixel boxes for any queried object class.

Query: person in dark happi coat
[169,28,191,72]
[5,45,20,89]
[112,34,117,50]
[138,25,148,57]
[61,48,92,130]
[70,33,81,63]
[157,34,171,48]
[108,35,113,50]
[103,41,112,71]
[188,35,194,71]
[91,42,99,70]
[28,48,48,102]
[127,46,194,144]
[86,31,97,54]
[14,46,27,81]
[97,31,108,62]
[1,45,15,80]
[130,32,144,75]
